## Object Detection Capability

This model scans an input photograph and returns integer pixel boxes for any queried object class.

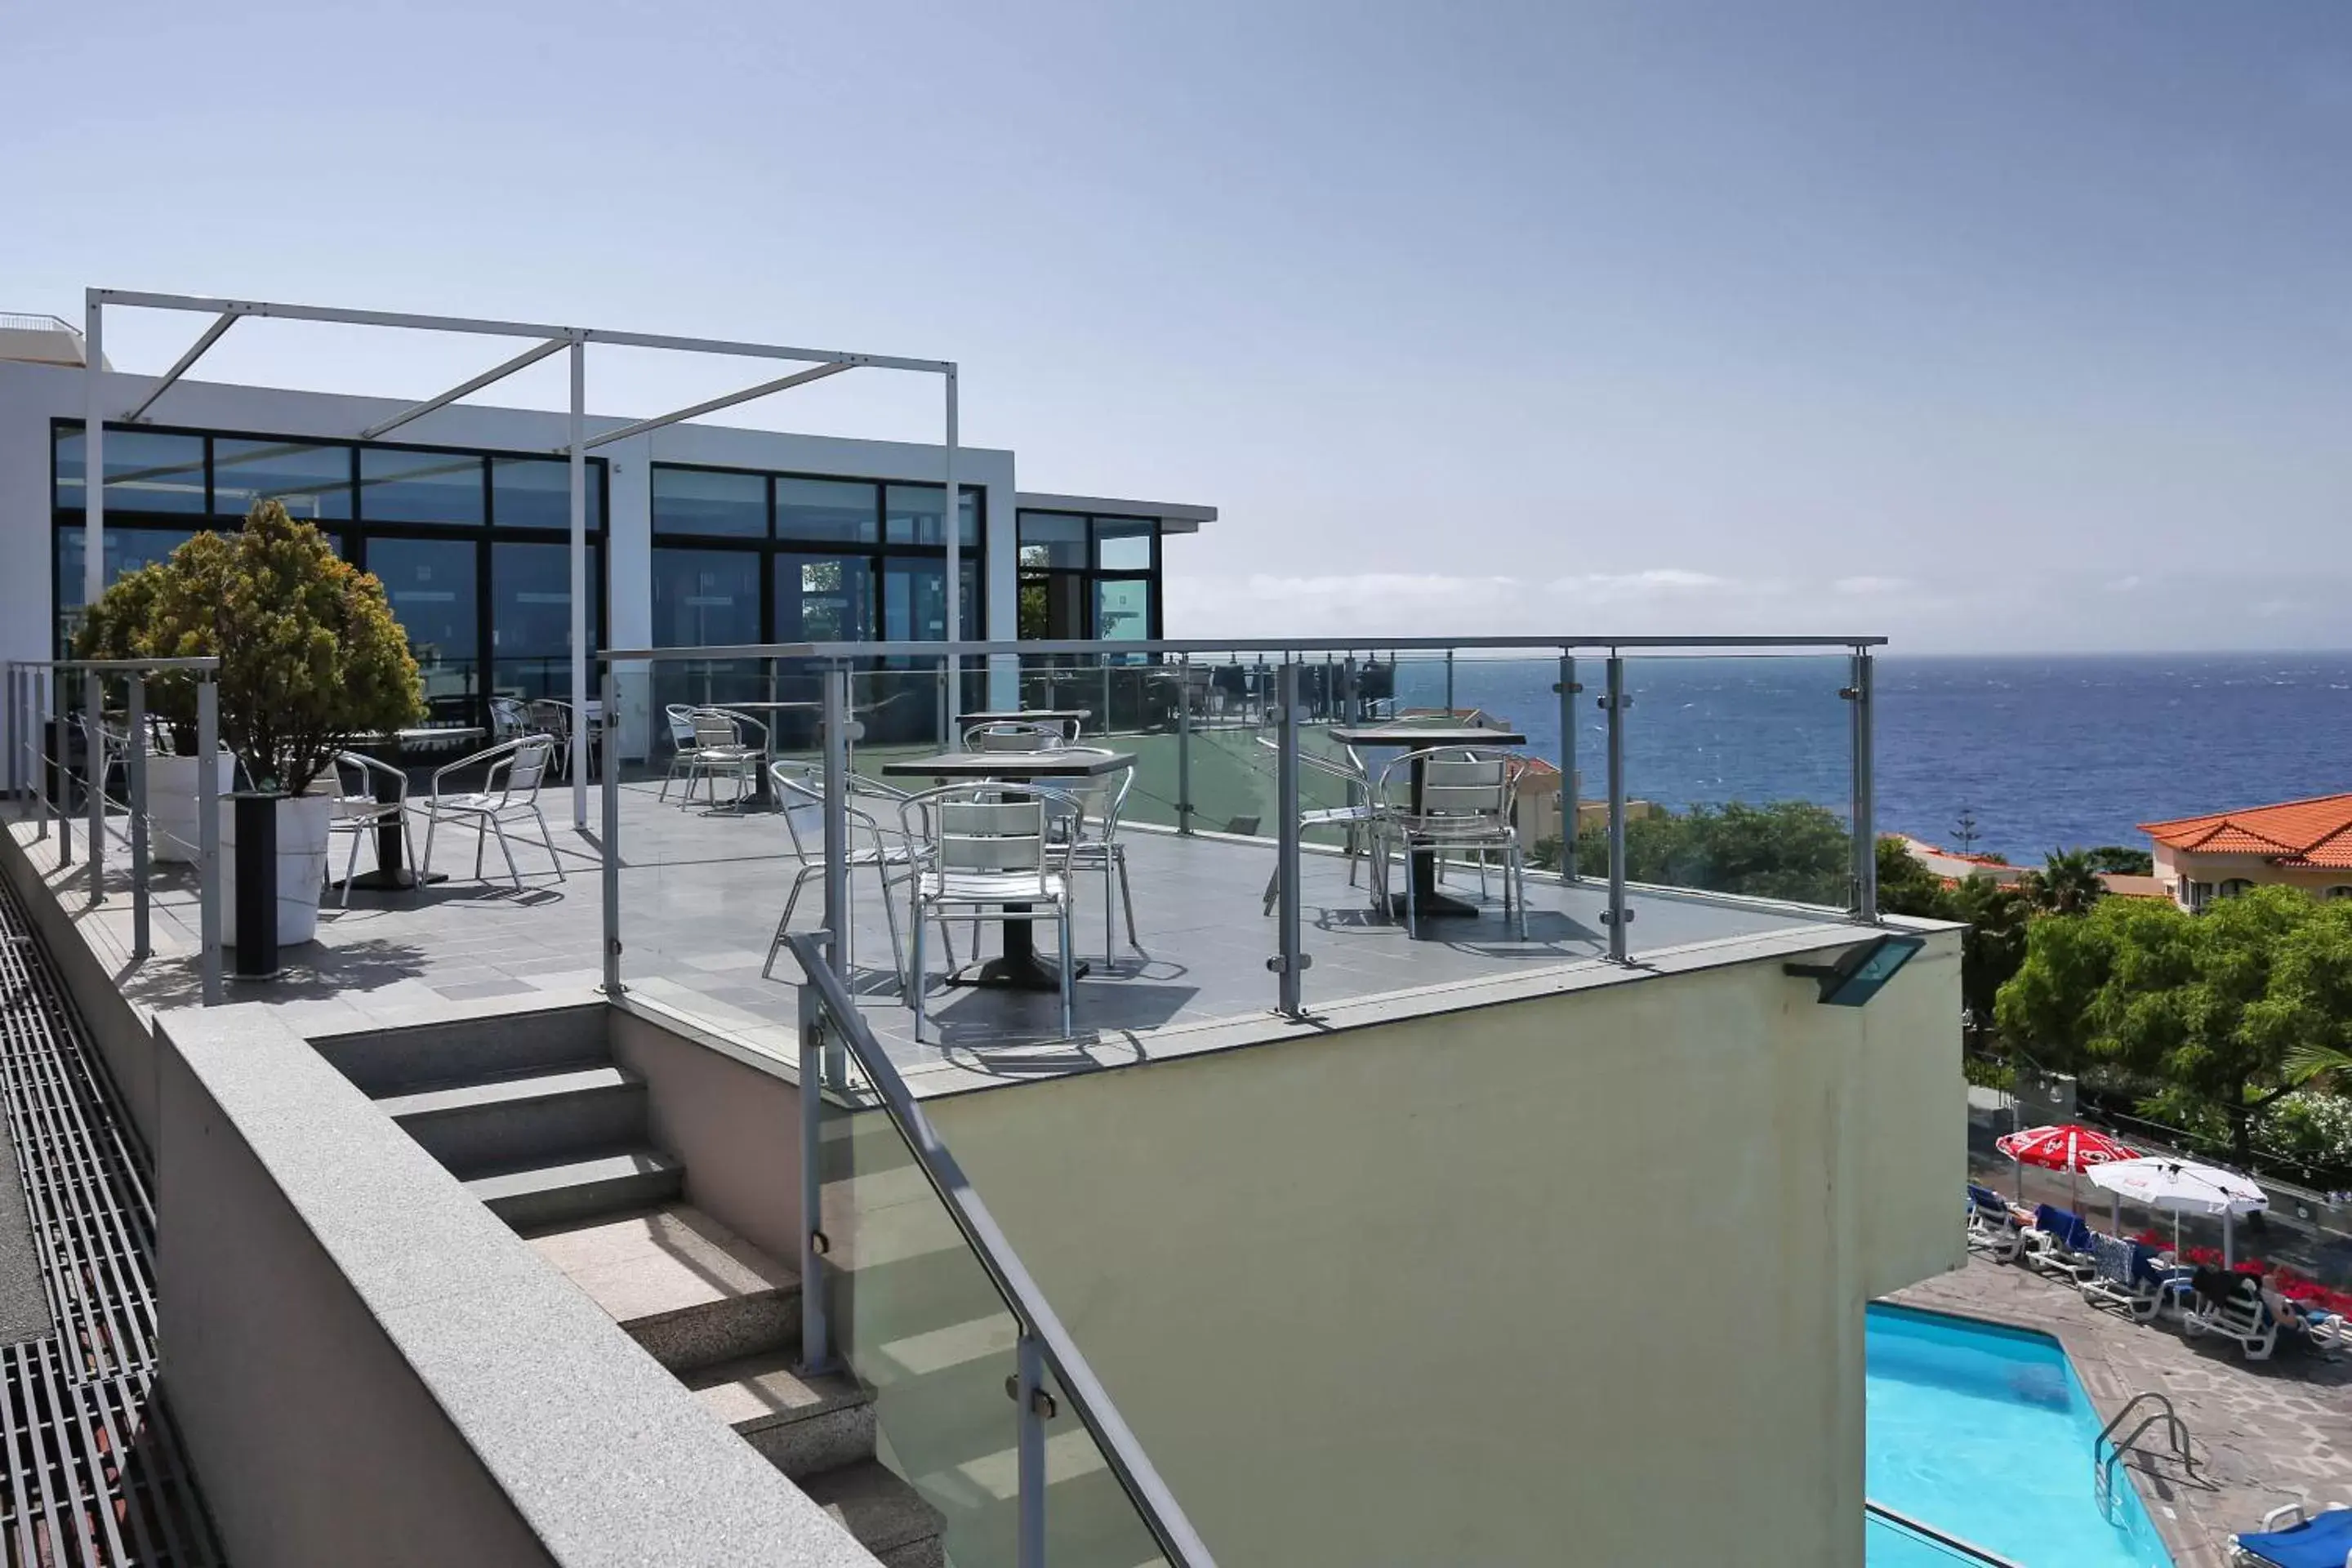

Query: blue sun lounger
[2232,1502,2352,1567]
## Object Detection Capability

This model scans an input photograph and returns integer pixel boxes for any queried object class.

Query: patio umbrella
[1993,1124,2140,1207]
[2086,1157,2268,1267]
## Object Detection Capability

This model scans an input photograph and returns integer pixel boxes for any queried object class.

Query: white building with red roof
[2139,793,2352,911]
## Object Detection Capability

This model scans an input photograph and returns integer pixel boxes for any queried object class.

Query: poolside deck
[4,778,1861,1094]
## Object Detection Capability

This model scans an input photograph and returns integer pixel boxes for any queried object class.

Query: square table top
[1328,724,1528,748]
[879,747,1137,780]
[961,708,1094,724]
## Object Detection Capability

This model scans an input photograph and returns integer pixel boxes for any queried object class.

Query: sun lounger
[2182,1272,2279,1361]
[2023,1204,2099,1282]
[2079,1233,2172,1324]
[2230,1501,2352,1566]
[1965,1184,2029,1263]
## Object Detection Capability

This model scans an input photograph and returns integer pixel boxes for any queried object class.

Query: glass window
[1017,511,1087,569]
[55,524,200,647]
[884,483,983,548]
[1095,578,1152,640]
[880,558,983,642]
[367,537,480,717]
[651,547,762,648]
[212,439,354,521]
[492,541,601,699]
[359,448,485,524]
[652,466,765,537]
[1094,517,1155,572]
[775,477,877,543]
[493,457,605,532]
[776,553,873,642]
[54,427,207,513]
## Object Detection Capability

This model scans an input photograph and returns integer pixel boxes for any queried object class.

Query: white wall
[915,934,1965,1567]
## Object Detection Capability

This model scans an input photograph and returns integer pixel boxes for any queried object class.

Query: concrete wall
[154,1002,885,1568]
[911,933,1963,1568]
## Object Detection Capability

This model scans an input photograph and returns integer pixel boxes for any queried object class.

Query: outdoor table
[1330,724,1528,921]
[960,708,1093,742]
[879,747,1137,990]
[715,701,822,808]
[336,725,487,891]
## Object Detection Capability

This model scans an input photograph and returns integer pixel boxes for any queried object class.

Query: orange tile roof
[2140,793,2352,861]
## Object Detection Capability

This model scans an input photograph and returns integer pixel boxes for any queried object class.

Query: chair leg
[1058,911,1074,1040]
[878,868,908,994]
[421,812,438,879]
[338,827,361,909]
[1117,850,1141,952]
[493,820,523,892]
[473,817,488,880]
[911,907,928,1041]
[536,812,565,881]
[764,868,817,979]
[1104,859,1116,961]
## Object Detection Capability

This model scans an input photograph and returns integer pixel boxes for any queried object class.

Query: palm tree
[2028,848,2105,916]
[2287,1041,2352,1089]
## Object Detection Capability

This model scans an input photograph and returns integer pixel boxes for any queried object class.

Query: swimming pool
[1867,1303,2173,1568]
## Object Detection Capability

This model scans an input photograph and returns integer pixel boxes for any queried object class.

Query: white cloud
[1832,575,1910,596]
[2102,574,2144,594]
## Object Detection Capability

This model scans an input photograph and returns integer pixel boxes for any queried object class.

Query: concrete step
[684,1351,875,1479]
[314,1002,609,1098]
[524,1202,799,1373]
[381,1066,648,1178]
[798,1463,947,1568]
[470,1149,682,1232]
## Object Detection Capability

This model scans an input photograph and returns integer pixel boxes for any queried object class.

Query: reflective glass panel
[651,547,761,647]
[884,483,983,548]
[54,428,207,513]
[359,448,485,524]
[1095,577,1151,640]
[652,466,765,537]
[1094,517,1155,571]
[775,477,877,543]
[1017,511,1086,568]
[493,457,606,532]
[212,439,354,521]
[775,553,873,642]
[368,537,480,716]
[54,524,200,647]
[492,541,601,698]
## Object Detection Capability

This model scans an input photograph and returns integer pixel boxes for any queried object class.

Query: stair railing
[783,929,1217,1568]
[2092,1389,2194,1521]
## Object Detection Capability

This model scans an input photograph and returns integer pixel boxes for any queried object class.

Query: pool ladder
[2094,1390,2196,1522]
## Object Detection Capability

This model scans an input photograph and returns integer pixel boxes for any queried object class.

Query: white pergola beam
[122,311,238,423]
[359,336,570,440]
[579,361,854,452]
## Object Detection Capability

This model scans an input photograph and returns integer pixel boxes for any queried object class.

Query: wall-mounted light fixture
[1784,933,1924,1007]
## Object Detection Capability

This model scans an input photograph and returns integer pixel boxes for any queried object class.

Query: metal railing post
[1174,653,1194,835]
[127,675,149,959]
[33,672,49,841]
[1851,648,1878,921]
[53,697,70,866]
[1272,661,1307,1018]
[85,671,105,903]
[1603,655,1629,963]
[821,661,852,977]
[1444,648,1456,715]
[601,666,623,994]
[197,678,222,1005]
[4,666,16,797]
[796,982,835,1374]
[1557,652,1579,881]
[1014,1329,1047,1568]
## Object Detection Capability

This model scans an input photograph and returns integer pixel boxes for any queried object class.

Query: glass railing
[789,931,1215,1567]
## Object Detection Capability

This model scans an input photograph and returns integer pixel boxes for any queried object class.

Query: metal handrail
[2093,1390,2194,1520]
[602,634,1886,662]
[1864,1501,2024,1566]
[781,929,1217,1568]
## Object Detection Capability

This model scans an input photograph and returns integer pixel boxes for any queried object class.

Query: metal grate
[0,884,223,1566]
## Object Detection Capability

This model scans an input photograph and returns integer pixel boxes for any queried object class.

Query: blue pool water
[1867,1305,2172,1567]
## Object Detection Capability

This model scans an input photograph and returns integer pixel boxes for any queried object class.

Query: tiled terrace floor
[1891,1254,2352,1568]
[7,780,1855,1090]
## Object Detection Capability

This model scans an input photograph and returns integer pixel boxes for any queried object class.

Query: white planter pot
[147,752,238,864]
[220,793,335,950]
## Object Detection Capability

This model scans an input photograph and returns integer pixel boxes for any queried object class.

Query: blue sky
[9,1,2351,650]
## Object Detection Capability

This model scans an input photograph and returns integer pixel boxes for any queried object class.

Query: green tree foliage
[74,501,422,795]
[1997,886,2352,1164]
[1944,875,2032,1039]
[2083,845,2154,877]
[2026,847,2106,915]
[1572,800,1848,905]
[1876,835,1945,917]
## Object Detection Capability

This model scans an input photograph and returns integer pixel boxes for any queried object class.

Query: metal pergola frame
[81,287,960,826]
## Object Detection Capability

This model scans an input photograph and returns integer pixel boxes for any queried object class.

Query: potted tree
[75,563,231,862]
[75,500,422,947]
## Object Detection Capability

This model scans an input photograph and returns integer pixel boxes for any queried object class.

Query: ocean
[1383,651,2352,862]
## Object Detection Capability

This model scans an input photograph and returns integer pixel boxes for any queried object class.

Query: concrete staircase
[316,1009,946,1568]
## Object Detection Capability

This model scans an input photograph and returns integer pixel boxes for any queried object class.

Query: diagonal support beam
[359,336,571,439]
[579,360,853,452]
[122,311,238,423]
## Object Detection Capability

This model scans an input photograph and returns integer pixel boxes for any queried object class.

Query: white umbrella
[2087,1157,2268,1267]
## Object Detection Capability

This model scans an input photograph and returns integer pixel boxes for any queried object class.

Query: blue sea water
[1388,651,2352,861]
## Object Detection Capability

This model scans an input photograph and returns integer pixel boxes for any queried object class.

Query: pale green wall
[915,932,1964,1566]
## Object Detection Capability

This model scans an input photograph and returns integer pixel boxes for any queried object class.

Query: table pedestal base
[1384,891,1486,921]
[946,952,1091,991]
[332,868,449,893]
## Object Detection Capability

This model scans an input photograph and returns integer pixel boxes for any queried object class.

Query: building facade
[2140,793,2352,910]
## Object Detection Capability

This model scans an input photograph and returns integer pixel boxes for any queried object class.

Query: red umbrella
[1995,1124,2140,1208]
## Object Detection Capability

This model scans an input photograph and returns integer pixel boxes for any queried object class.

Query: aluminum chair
[1372,746,1526,938]
[488,696,532,743]
[670,708,764,809]
[526,698,572,778]
[326,751,416,907]
[900,783,1080,1041]
[760,762,955,988]
[1056,762,1143,959]
[417,735,565,891]
[1256,737,1375,915]
[963,721,1065,754]
[658,704,699,800]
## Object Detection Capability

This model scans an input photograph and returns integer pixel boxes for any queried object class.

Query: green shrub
[74,501,423,795]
